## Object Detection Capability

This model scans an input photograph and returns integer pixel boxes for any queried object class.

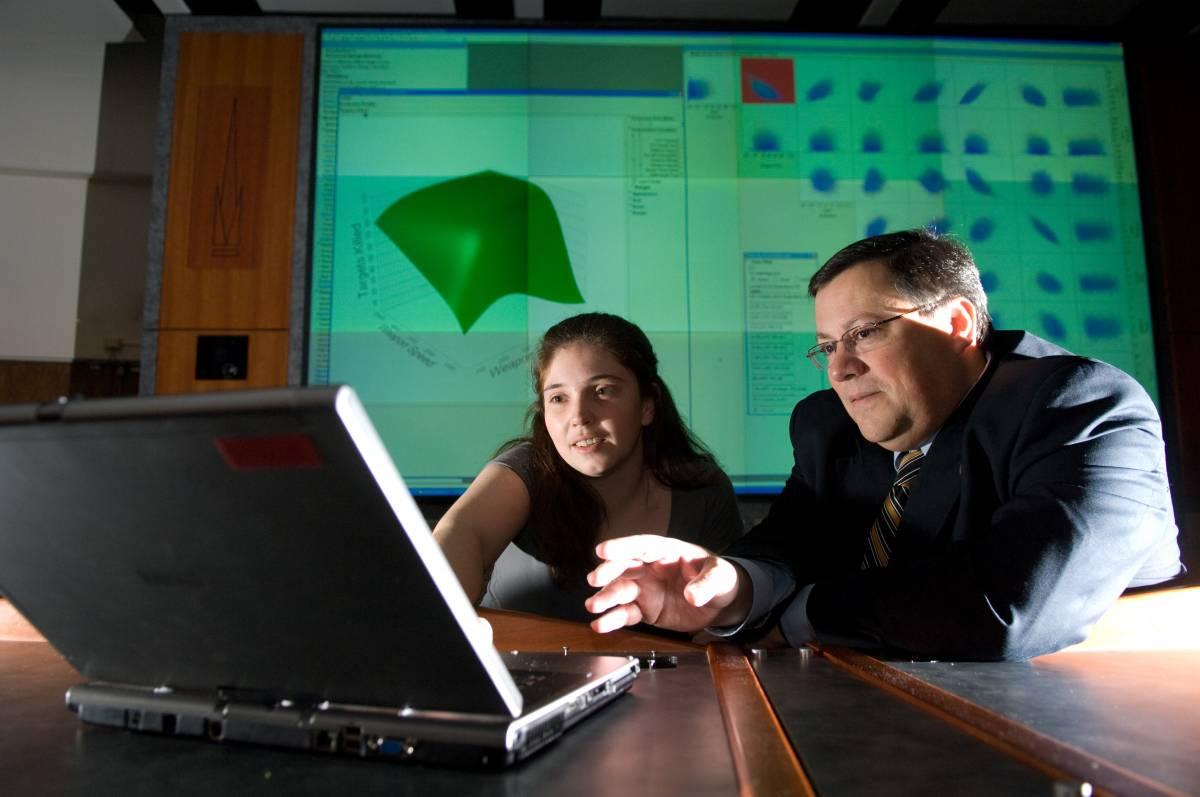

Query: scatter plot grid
[696,39,1154,395]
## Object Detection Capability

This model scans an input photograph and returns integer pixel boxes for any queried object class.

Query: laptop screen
[0,386,522,716]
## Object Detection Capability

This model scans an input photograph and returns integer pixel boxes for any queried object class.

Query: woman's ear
[642,384,659,427]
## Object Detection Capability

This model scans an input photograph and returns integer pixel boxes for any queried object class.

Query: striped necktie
[862,449,925,569]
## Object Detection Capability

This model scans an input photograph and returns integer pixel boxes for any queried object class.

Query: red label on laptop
[214,434,323,470]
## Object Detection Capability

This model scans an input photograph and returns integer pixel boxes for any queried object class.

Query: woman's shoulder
[667,461,743,550]
[490,440,534,484]
[669,457,733,492]
[670,463,736,507]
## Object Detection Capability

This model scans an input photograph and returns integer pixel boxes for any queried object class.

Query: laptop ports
[314,729,338,753]
[369,737,417,759]
[341,726,364,755]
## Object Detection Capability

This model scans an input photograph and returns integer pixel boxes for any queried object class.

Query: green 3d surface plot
[375,170,584,333]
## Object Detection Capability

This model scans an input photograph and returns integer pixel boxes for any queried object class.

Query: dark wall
[1125,38,1200,573]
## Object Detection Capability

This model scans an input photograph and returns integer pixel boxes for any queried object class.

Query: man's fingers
[587,558,644,588]
[590,603,645,634]
[585,577,641,615]
[682,557,739,608]
[594,534,710,564]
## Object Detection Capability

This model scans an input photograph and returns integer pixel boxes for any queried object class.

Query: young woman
[434,312,743,623]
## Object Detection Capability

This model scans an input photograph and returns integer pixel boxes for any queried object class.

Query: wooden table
[2,589,1197,796]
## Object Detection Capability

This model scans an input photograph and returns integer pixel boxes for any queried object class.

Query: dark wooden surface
[5,591,1198,795]
[874,650,1200,797]
[811,584,1200,797]
[1,604,773,795]
[0,639,738,797]
[753,647,1062,796]
[708,643,815,796]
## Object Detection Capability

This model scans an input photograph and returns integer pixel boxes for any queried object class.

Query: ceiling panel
[257,0,455,13]
[937,0,1141,28]
[7,0,1192,45]
[151,0,192,13]
[602,0,799,22]
[0,0,132,43]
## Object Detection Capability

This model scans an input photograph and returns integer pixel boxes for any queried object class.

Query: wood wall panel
[158,32,302,333]
[0,360,71,404]
[155,331,289,395]
[0,360,139,405]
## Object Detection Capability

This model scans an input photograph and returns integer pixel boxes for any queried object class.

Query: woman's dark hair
[809,228,992,344]
[504,312,718,584]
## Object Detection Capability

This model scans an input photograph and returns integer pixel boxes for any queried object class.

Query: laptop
[0,385,638,768]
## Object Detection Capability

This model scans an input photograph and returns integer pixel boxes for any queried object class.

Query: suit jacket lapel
[849,437,896,539]
[898,417,963,550]
[851,436,895,503]
[815,436,893,568]
[896,346,1004,552]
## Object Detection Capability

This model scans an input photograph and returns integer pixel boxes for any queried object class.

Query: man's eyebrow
[815,315,872,340]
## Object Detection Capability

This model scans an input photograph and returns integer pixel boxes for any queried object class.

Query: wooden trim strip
[817,645,1191,797]
[707,643,815,797]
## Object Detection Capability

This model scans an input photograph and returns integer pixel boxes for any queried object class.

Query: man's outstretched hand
[585,535,750,634]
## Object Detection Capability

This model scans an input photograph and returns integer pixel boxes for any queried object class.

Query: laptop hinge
[218,686,322,710]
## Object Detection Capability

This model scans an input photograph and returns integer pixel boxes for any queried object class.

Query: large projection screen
[307,28,1157,494]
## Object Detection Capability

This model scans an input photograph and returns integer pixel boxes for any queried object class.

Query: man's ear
[945,297,978,350]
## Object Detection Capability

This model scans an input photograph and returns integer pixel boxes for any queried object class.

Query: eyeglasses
[806,307,927,370]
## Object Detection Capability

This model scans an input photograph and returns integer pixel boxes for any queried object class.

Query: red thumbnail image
[741,58,796,104]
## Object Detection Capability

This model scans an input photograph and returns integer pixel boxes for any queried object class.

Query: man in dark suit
[586,229,1182,660]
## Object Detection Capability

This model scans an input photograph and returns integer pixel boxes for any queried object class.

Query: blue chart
[690,40,1155,397]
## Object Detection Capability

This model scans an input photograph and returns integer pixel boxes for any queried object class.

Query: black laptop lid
[0,386,522,717]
